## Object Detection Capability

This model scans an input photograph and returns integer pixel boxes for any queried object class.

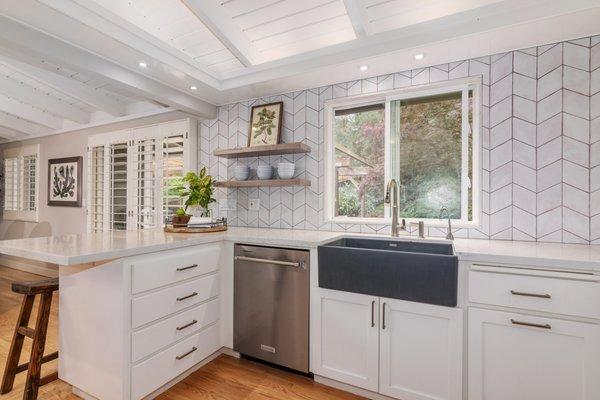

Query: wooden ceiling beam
[0,112,50,136]
[342,0,372,37]
[0,74,91,124]
[0,94,63,129]
[0,54,126,117]
[0,126,30,140]
[0,14,216,119]
[182,0,266,67]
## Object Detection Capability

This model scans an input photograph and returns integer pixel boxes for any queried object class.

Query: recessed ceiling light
[190,85,197,91]
[359,65,368,72]
[414,53,425,61]
[138,61,147,68]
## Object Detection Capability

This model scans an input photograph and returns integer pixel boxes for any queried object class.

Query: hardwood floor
[0,266,364,400]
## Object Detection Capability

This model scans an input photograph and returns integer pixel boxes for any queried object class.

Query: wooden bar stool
[1,278,59,400]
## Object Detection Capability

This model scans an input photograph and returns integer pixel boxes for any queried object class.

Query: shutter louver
[134,138,157,229]
[90,146,105,233]
[110,142,128,230]
[21,155,37,212]
[4,158,18,211]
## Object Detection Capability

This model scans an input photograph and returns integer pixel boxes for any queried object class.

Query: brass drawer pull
[176,292,198,301]
[176,264,198,272]
[511,319,551,330]
[510,290,551,299]
[175,347,197,360]
[176,320,198,331]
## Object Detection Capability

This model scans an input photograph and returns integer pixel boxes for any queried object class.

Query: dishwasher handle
[234,255,304,268]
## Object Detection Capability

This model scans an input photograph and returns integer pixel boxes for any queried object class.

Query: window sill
[328,216,480,230]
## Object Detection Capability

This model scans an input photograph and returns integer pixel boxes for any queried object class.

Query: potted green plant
[172,168,216,226]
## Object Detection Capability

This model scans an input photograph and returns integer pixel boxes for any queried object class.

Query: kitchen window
[87,119,196,232]
[325,78,481,227]
[3,144,39,222]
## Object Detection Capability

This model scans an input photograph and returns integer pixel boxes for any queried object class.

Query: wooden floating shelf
[215,179,310,188]
[213,142,310,159]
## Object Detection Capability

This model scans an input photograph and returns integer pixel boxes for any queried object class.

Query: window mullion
[18,156,23,213]
[461,87,469,222]
[384,100,391,220]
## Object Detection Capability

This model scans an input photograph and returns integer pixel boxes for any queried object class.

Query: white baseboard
[72,387,98,400]
[0,255,58,277]
[143,347,241,400]
[314,375,397,400]
[72,347,238,400]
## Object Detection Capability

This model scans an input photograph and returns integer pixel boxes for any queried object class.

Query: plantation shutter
[4,157,18,211]
[133,136,158,229]
[109,142,129,231]
[3,145,39,221]
[86,119,196,232]
[88,146,105,233]
[21,155,37,212]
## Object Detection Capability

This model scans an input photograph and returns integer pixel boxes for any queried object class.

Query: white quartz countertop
[1,227,599,271]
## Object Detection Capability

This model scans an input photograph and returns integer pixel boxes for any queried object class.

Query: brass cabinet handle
[175,347,197,360]
[176,292,198,301]
[511,319,551,330]
[176,320,198,331]
[176,264,198,272]
[382,302,387,330]
[371,301,375,327]
[510,290,551,299]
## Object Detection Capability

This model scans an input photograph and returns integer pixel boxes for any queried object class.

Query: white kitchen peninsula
[0,228,341,400]
[1,228,600,400]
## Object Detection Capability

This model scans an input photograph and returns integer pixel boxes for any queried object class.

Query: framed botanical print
[48,156,82,207]
[248,101,283,147]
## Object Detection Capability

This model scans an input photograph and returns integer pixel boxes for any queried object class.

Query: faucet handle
[409,221,425,238]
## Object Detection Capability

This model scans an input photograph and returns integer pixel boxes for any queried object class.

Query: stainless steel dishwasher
[234,244,309,373]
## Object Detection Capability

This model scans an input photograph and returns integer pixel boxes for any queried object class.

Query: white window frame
[3,144,40,222]
[324,77,482,228]
[86,118,197,232]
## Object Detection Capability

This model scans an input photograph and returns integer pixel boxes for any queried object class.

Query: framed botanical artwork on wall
[48,156,82,207]
[248,101,283,147]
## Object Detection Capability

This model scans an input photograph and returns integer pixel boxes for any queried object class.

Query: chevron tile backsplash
[199,35,600,244]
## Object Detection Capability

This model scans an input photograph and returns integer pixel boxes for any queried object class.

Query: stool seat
[12,278,59,295]
[1,277,59,400]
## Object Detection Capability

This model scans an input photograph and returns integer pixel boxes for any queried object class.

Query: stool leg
[23,292,53,400]
[1,295,35,394]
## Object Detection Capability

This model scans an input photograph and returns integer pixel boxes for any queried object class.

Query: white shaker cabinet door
[379,298,463,400]
[468,308,600,400]
[312,288,379,392]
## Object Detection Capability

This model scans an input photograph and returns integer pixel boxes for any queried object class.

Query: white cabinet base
[468,308,600,400]
[380,299,463,400]
[311,288,379,392]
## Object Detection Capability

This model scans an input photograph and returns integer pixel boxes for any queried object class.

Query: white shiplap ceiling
[91,0,246,75]
[0,0,599,141]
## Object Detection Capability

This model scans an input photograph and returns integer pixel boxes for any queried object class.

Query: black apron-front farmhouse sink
[318,237,458,307]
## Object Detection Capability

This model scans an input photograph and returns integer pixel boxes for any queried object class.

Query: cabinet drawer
[469,267,600,319]
[132,297,220,362]
[131,323,220,400]
[131,244,221,294]
[132,273,219,328]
